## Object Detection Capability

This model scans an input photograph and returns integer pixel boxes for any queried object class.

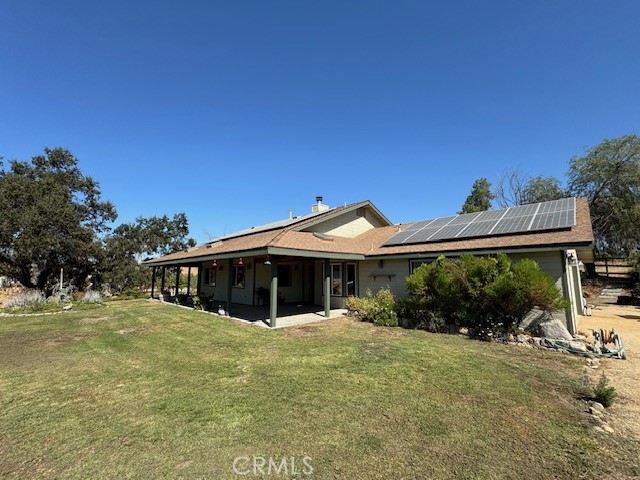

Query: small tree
[460,178,494,214]
[405,254,567,338]
[101,214,196,293]
[522,176,566,204]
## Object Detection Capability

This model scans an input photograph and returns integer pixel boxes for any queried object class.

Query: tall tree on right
[567,134,640,255]
[459,178,494,214]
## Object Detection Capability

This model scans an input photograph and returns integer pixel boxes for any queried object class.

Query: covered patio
[224,303,348,328]
[147,251,362,328]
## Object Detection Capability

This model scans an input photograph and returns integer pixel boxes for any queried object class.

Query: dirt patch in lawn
[579,303,640,442]
[46,333,96,346]
[79,316,113,325]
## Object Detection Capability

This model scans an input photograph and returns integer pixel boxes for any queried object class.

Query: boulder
[568,341,588,352]
[538,319,573,341]
[519,308,552,332]
[589,401,605,412]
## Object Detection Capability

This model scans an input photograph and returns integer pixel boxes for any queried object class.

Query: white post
[60,268,64,291]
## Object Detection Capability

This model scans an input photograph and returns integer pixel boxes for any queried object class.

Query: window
[277,265,292,287]
[203,267,216,286]
[346,263,356,296]
[233,265,245,288]
[409,259,431,274]
[331,264,343,296]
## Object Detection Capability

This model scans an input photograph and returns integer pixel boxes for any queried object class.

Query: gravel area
[580,302,640,441]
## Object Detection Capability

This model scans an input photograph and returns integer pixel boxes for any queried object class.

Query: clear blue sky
[1,1,638,243]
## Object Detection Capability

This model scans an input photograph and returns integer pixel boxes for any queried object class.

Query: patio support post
[270,257,278,328]
[226,259,233,316]
[324,258,331,318]
[196,264,202,297]
[160,267,166,299]
[186,266,191,296]
[174,266,180,298]
[150,266,156,299]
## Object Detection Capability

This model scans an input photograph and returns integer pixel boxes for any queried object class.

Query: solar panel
[382,198,576,246]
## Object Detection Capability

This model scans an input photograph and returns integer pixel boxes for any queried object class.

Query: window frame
[345,262,356,296]
[331,263,343,296]
[203,267,217,286]
[233,265,246,288]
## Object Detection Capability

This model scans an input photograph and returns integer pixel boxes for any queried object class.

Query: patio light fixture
[264,255,271,266]
[238,257,244,266]
[212,259,218,268]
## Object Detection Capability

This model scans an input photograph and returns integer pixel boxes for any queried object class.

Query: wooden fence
[593,258,633,280]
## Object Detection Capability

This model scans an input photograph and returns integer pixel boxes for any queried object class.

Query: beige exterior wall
[303,208,385,238]
[357,251,578,332]
[198,259,255,306]
[358,258,409,298]
[254,260,305,305]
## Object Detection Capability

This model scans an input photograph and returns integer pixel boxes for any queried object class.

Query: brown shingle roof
[357,197,593,256]
[144,198,593,265]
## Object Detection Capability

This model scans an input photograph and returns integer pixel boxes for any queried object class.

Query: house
[143,196,593,333]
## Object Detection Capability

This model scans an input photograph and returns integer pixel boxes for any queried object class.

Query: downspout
[560,250,577,335]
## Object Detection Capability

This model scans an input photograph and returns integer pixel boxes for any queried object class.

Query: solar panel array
[383,198,576,247]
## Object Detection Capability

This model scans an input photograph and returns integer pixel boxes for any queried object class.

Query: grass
[0,299,637,479]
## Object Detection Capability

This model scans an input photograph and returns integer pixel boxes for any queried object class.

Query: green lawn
[0,300,636,479]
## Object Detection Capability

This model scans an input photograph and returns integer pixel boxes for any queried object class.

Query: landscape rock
[588,407,603,416]
[568,341,588,352]
[63,304,73,311]
[516,334,530,343]
[519,308,552,331]
[602,424,614,433]
[589,415,604,425]
[592,426,605,433]
[538,319,573,341]
[589,401,605,412]
[586,358,600,369]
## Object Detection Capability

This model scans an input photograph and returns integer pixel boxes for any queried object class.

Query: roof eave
[365,241,594,260]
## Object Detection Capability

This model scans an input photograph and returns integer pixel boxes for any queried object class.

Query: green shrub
[3,290,47,313]
[593,373,618,407]
[404,254,567,339]
[346,288,398,327]
[395,296,447,332]
[176,293,188,305]
[82,291,102,303]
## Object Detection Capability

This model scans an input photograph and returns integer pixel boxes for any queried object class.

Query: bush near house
[346,288,398,327]
[404,254,567,339]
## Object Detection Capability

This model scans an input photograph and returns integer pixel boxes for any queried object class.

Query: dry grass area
[580,303,640,441]
[0,287,25,308]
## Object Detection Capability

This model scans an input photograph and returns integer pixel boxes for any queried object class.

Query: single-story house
[144,196,593,333]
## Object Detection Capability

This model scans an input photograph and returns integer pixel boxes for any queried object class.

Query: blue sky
[1,1,638,243]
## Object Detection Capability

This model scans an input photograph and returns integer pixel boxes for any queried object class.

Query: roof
[144,200,389,265]
[144,198,593,266]
[362,197,593,257]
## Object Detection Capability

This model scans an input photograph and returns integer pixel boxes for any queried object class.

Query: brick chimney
[312,196,329,213]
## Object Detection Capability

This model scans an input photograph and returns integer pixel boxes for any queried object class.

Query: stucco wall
[357,251,576,331]
[304,208,385,238]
